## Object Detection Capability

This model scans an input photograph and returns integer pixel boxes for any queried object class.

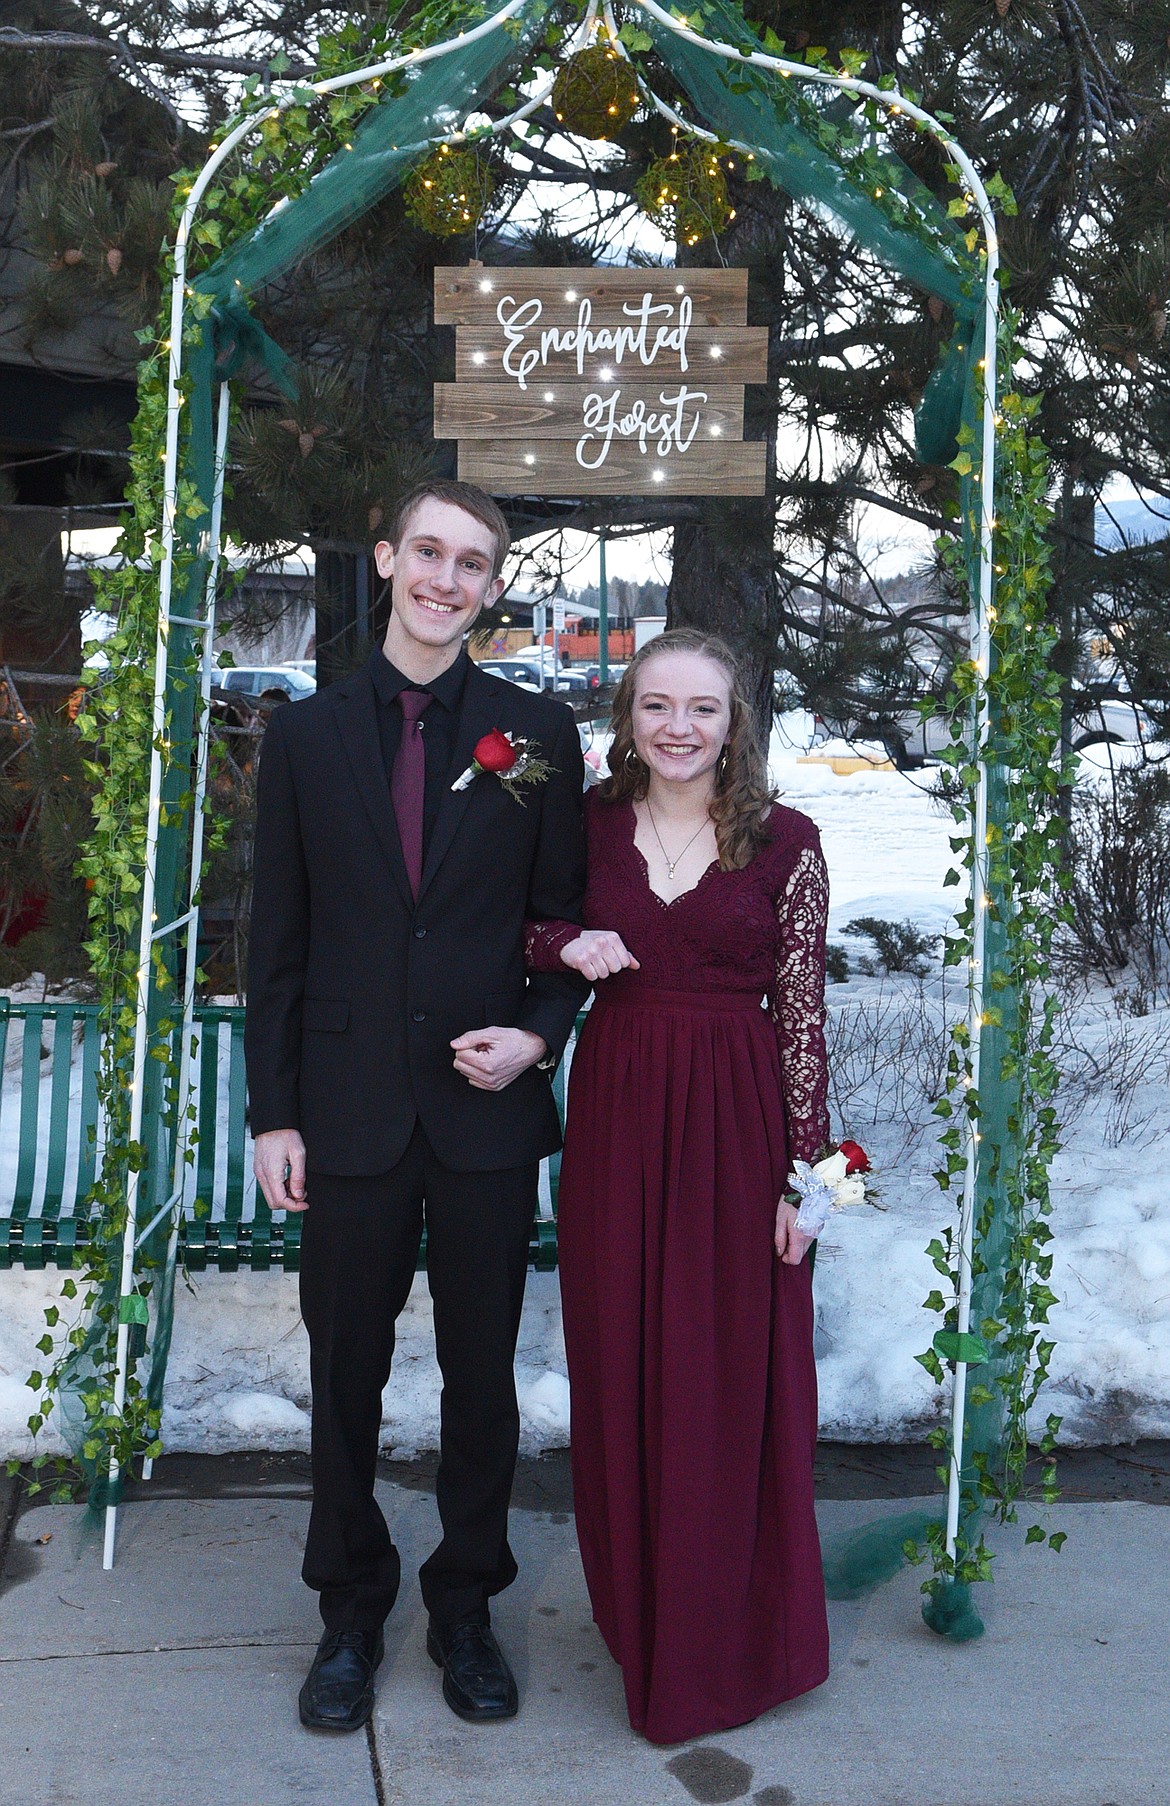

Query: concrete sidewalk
[1,1468,1167,1806]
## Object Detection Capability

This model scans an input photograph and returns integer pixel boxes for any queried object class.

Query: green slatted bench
[0,997,568,1273]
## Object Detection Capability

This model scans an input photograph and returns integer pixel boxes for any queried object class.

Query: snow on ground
[771,714,958,933]
[2,718,1168,1458]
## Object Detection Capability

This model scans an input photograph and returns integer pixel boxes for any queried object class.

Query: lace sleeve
[770,840,831,1165]
[524,919,581,972]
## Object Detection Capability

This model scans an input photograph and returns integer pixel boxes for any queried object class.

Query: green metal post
[598,528,609,684]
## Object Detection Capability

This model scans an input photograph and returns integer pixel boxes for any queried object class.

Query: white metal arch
[108,0,999,1575]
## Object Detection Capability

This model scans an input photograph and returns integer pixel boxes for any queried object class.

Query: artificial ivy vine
[915,311,1068,1604]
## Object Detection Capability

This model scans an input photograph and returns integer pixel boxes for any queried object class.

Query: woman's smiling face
[631,649,733,788]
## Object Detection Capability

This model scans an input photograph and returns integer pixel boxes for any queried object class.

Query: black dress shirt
[368,647,469,856]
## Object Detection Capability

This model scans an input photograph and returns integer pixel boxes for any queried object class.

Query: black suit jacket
[244,660,589,1175]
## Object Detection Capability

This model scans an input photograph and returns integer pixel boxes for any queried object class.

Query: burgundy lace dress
[526,791,831,1745]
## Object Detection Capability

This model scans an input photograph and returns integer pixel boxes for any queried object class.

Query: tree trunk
[312,543,384,689]
[1049,478,1095,820]
[0,507,80,705]
[664,226,782,755]
[665,500,783,752]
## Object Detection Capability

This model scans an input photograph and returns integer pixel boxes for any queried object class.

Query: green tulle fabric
[922,1577,986,1641]
[821,1512,987,1641]
[821,1509,938,1602]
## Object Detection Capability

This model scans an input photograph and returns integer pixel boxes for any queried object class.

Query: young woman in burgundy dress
[525,629,832,1745]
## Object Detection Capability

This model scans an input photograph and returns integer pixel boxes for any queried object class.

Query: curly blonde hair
[601,629,776,871]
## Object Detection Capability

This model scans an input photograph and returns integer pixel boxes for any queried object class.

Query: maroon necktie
[391,688,429,898]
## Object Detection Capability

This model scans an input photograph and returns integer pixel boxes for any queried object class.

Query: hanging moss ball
[551,42,640,140]
[403,144,495,238]
[636,139,735,247]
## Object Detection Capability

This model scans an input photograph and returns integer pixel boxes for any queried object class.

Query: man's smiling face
[375,496,505,661]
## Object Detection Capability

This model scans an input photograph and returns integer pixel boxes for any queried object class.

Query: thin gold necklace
[645,799,711,881]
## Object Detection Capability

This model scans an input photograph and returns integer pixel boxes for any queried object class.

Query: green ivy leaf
[932,1330,988,1366]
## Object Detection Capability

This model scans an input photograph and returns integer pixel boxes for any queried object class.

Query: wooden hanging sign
[432,264,767,497]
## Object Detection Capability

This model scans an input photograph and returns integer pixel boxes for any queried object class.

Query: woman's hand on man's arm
[559,929,639,982]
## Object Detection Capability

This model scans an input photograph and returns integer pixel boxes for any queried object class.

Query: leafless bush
[826,977,950,1157]
[1060,765,1170,1001]
[828,923,1170,1161]
[1053,1007,1170,1148]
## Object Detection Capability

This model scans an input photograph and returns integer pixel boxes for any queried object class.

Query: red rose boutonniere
[452,728,553,803]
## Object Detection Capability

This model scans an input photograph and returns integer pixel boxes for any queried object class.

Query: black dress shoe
[426,1617,519,1721]
[298,1627,385,1732]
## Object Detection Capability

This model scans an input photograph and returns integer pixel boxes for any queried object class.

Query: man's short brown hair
[386,479,511,580]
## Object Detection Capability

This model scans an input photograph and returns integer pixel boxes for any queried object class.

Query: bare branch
[108,36,185,134]
[1,116,54,141]
[785,478,947,535]
[0,28,315,80]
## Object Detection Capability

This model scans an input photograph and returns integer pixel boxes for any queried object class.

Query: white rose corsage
[789,1140,875,1238]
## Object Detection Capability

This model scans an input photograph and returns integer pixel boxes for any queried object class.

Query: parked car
[813,686,1156,768]
[810,699,950,768]
[478,661,541,690]
[217,665,316,704]
[580,662,628,690]
[478,658,587,694]
[1069,693,1154,751]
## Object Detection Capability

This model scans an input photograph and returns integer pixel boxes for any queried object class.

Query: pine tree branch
[1,117,55,141]
[106,37,186,134]
[0,28,315,80]
[785,478,947,535]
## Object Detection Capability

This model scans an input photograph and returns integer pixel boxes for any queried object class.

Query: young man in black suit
[246,479,587,1732]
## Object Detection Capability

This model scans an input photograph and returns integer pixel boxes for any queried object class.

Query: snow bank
[0,1268,571,1460]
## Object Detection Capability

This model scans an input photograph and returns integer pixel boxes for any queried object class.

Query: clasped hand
[254,1028,549,1214]
[451,1025,548,1091]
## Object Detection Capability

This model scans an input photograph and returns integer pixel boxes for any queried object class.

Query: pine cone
[93,161,118,179]
[927,296,945,322]
[105,247,123,276]
[62,248,84,266]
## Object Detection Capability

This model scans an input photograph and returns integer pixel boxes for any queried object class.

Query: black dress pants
[299,1122,538,1635]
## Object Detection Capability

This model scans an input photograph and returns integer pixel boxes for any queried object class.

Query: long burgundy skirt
[557,986,829,1746]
